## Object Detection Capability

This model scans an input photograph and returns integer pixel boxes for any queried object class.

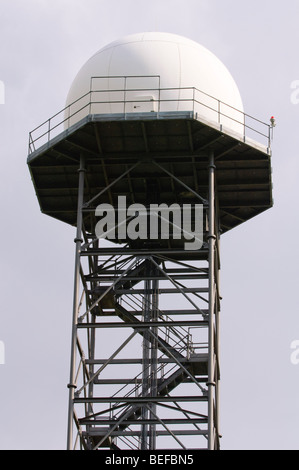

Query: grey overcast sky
[0,0,298,450]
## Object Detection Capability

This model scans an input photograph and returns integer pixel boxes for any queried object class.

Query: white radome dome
[65,32,244,134]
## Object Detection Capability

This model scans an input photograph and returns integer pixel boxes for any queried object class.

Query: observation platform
[27,106,273,236]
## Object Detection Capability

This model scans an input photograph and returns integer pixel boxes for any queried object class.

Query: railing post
[158,84,161,114]
[89,90,92,115]
[124,76,127,114]
[28,133,32,154]
[158,76,161,114]
[192,87,195,114]
[48,118,51,143]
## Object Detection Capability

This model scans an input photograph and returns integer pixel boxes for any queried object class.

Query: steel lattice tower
[27,34,273,451]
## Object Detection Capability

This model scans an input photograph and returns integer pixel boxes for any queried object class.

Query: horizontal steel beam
[94,376,208,385]
[97,309,209,316]
[85,429,208,437]
[74,395,208,404]
[81,248,209,257]
[85,274,208,282]
[89,268,209,275]
[79,418,208,426]
[77,320,208,329]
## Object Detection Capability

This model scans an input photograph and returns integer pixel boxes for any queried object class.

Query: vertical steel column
[141,259,159,450]
[207,149,216,450]
[141,269,151,450]
[215,209,221,449]
[67,155,85,450]
[149,267,158,450]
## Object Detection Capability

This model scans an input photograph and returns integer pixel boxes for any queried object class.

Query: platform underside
[27,111,273,237]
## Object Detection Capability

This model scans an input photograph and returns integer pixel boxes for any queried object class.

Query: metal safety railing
[28,75,273,154]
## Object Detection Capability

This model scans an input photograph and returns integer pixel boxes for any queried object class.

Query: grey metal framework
[27,79,273,450]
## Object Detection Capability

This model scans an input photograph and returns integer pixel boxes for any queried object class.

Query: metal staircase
[71,246,215,450]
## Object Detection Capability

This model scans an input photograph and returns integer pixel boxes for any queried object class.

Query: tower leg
[207,149,221,450]
[141,261,159,450]
[67,155,86,450]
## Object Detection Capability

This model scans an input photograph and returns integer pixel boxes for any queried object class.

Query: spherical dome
[65,32,244,134]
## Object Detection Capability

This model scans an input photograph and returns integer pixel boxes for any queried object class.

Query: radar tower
[28,33,273,451]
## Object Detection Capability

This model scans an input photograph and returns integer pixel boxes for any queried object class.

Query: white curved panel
[65,32,244,134]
